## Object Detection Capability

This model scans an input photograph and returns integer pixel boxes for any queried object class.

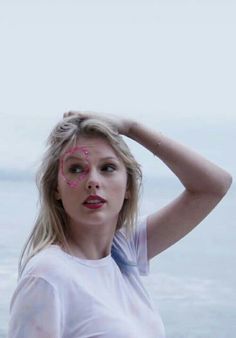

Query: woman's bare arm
[127,121,232,259]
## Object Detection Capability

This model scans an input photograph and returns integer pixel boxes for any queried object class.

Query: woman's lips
[83,195,106,209]
[83,202,105,209]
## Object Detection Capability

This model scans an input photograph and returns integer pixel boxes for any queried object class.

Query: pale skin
[56,136,129,260]
[63,111,232,260]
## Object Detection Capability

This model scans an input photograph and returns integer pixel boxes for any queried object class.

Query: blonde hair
[19,116,142,276]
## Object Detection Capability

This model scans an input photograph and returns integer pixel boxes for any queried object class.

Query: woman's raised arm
[127,121,232,259]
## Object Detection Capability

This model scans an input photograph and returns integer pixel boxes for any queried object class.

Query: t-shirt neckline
[50,244,112,267]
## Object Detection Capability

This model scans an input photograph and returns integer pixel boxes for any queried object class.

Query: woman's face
[56,136,129,231]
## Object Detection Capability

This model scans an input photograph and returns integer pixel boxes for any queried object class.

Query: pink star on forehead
[60,146,90,188]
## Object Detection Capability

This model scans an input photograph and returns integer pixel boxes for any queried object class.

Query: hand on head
[63,111,133,137]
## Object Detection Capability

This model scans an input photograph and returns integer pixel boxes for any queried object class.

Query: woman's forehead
[62,136,119,160]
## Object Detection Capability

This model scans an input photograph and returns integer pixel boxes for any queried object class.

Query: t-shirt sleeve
[116,216,150,276]
[131,216,150,276]
[8,275,62,338]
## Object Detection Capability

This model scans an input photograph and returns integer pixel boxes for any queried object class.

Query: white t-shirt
[8,218,166,338]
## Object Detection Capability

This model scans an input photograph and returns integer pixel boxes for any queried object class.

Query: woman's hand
[63,111,135,136]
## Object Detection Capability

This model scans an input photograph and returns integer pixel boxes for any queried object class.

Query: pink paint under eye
[60,146,90,188]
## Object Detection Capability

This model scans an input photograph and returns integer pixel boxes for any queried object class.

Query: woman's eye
[102,164,116,172]
[69,165,84,174]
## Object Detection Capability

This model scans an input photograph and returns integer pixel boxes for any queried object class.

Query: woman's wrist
[122,119,139,138]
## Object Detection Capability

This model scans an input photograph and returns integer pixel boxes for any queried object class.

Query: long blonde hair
[19,116,142,276]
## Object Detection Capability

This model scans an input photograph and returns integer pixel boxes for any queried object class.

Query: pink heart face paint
[60,146,90,188]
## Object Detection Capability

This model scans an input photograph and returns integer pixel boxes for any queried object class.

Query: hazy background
[0,0,235,337]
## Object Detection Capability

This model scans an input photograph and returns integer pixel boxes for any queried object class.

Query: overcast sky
[0,0,235,179]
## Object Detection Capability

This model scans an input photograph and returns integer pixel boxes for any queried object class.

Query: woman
[8,111,232,337]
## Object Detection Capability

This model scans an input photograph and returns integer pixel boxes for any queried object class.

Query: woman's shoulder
[21,245,70,284]
[113,216,148,254]
[115,216,148,243]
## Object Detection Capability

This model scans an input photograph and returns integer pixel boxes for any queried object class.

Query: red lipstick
[83,195,106,209]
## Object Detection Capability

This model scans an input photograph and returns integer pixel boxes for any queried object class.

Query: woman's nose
[87,181,100,190]
[85,169,100,190]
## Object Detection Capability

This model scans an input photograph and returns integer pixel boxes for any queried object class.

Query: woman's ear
[125,190,130,199]
[55,187,61,201]
[125,179,130,199]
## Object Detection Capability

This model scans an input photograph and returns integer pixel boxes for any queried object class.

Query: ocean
[0,178,235,338]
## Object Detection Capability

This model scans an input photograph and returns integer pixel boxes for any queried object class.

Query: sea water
[0,178,235,338]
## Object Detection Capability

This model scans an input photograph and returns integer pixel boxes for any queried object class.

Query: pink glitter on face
[60,146,90,188]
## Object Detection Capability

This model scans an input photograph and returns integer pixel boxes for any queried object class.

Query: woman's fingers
[63,111,95,119]
[62,111,131,136]
[63,111,79,118]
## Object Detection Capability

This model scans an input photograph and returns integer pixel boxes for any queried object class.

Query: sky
[0,0,235,180]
